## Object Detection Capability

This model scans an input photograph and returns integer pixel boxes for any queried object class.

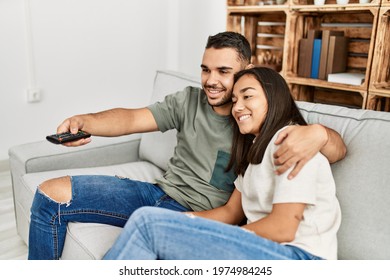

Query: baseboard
[0,159,10,172]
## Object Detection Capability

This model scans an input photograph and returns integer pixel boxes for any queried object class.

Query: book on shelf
[297,29,322,78]
[318,30,345,80]
[310,38,322,79]
[327,72,365,85]
[298,39,309,77]
[326,35,348,78]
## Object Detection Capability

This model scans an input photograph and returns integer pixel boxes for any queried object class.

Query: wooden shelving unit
[227,5,288,72]
[367,6,390,110]
[226,0,390,111]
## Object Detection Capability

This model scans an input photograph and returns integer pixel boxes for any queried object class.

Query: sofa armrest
[8,134,141,175]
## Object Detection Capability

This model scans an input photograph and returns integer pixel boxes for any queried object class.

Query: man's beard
[208,96,232,108]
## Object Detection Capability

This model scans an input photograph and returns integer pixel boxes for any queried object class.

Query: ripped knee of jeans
[36,179,72,226]
[38,176,72,205]
[37,187,71,207]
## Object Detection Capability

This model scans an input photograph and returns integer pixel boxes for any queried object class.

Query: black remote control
[46,130,91,144]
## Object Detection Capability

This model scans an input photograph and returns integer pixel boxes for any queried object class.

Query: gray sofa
[9,70,390,260]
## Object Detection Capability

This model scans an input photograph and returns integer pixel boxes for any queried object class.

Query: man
[28,32,346,259]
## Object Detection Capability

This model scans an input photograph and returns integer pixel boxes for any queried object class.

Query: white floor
[0,171,28,260]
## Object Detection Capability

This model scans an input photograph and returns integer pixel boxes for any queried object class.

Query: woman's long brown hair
[226,67,307,176]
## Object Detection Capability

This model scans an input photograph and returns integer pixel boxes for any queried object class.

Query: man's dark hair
[206,31,252,65]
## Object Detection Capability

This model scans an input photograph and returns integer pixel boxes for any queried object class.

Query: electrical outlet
[26,88,41,103]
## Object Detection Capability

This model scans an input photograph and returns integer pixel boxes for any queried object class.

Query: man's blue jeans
[28,175,189,260]
[103,207,323,260]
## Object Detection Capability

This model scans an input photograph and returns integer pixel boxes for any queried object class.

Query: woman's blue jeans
[28,175,189,260]
[103,207,323,260]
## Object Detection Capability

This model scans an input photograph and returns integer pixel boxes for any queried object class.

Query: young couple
[28,32,345,260]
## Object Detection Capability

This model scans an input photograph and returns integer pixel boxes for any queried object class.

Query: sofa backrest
[297,101,390,260]
[138,70,201,170]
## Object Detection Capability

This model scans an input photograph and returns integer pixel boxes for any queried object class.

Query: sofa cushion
[139,70,201,171]
[297,101,390,260]
[61,222,122,260]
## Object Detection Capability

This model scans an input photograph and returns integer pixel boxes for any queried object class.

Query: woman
[103,67,341,260]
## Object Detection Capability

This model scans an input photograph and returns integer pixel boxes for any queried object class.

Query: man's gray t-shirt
[147,86,236,211]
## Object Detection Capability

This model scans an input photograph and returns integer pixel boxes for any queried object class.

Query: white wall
[0,0,226,162]
[177,0,227,75]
